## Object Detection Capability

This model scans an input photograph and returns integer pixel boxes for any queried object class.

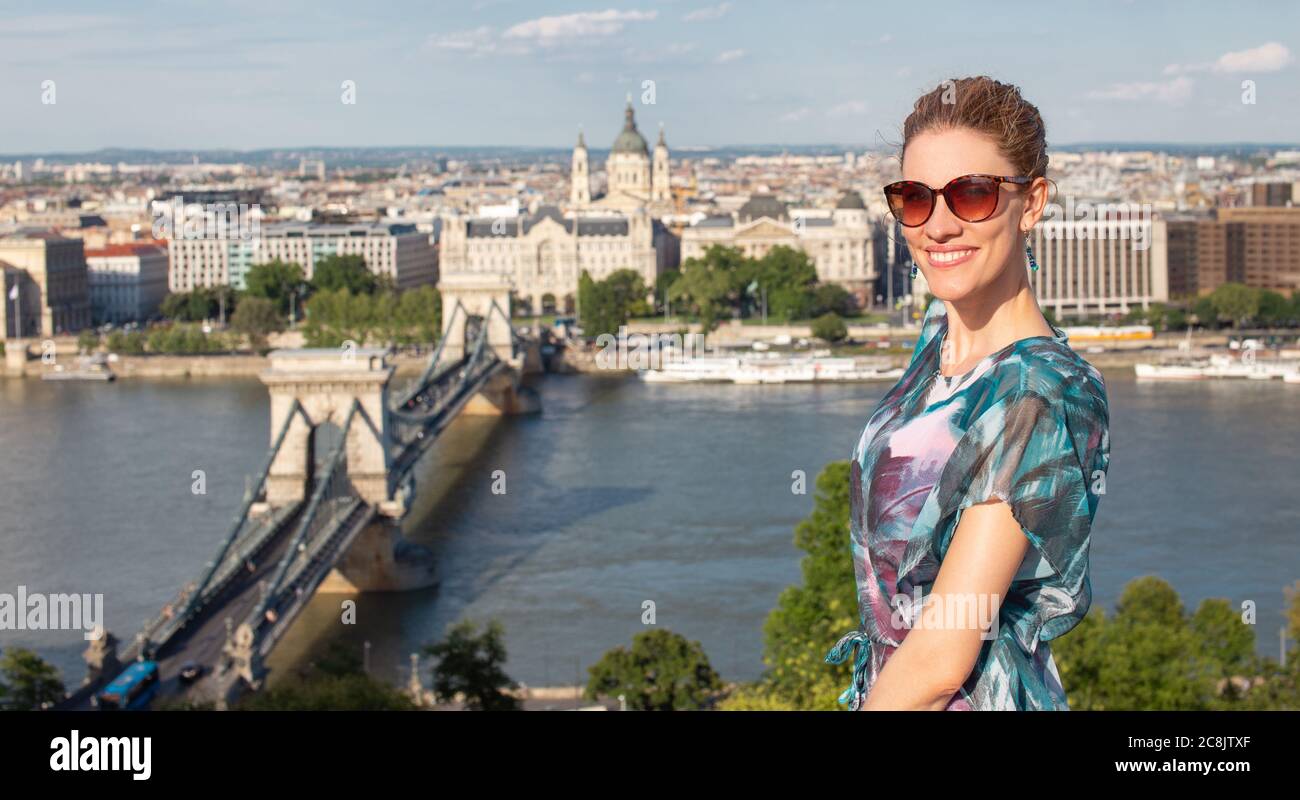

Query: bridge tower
[437,274,516,364]
[259,347,435,592]
[438,273,541,415]
[261,347,397,510]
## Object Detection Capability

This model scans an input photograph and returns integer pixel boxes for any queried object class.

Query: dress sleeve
[935,387,1109,655]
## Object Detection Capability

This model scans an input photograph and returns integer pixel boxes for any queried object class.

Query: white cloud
[425,26,498,54]
[827,100,868,118]
[503,9,657,44]
[1165,42,1293,75]
[684,3,733,22]
[780,107,811,122]
[1087,76,1193,104]
[714,48,745,63]
[1213,41,1293,73]
[878,33,893,44]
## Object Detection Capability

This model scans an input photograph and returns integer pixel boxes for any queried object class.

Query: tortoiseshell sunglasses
[883,174,1032,227]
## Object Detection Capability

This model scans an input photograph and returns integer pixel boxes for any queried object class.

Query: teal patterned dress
[825,297,1110,710]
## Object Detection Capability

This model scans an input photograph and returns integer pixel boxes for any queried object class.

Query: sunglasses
[883,174,1032,227]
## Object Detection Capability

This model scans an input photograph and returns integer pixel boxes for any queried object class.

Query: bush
[811,312,848,343]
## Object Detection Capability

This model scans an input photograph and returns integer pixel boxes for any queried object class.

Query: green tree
[671,245,744,334]
[1210,283,1258,329]
[586,628,723,711]
[77,329,99,353]
[106,330,146,354]
[236,638,415,711]
[1257,290,1291,326]
[715,461,857,711]
[423,619,520,711]
[813,283,855,318]
[1192,295,1218,328]
[245,259,307,317]
[312,254,378,295]
[0,648,65,710]
[237,674,417,710]
[811,312,848,343]
[230,296,285,351]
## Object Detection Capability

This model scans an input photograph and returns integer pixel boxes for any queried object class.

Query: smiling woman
[825,76,1111,711]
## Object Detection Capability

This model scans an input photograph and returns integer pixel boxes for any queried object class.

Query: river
[1,370,1297,689]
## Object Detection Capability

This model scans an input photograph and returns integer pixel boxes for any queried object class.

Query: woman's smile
[925,245,980,269]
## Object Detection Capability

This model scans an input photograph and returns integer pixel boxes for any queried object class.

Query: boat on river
[42,353,117,382]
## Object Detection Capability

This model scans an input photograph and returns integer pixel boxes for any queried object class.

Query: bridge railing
[247,398,363,633]
[392,300,467,411]
[131,400,312,657]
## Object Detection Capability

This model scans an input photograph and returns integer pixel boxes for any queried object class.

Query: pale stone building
[85,243,169,324]
[166,222,437,293]
[0,231,92,337]
[680,191,880,306]
[439,205,667,315]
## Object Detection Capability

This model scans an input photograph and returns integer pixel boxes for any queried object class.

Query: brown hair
[902,76,1048,182]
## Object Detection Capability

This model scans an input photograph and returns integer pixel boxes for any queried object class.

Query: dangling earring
[909,264,918,278]
[1024,236,1039,272]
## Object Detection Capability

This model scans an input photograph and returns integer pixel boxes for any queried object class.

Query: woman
[824,76,1110,710]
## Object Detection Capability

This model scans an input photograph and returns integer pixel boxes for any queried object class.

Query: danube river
[1,370,1298,688]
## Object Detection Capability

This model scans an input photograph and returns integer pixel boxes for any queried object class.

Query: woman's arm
[861,498,1030,710]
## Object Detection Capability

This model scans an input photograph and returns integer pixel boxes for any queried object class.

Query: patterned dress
[824,297,1110,710]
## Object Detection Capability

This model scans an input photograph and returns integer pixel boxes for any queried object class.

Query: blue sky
[0,0,1297,153]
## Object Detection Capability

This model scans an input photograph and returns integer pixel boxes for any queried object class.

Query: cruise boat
[42,353,117,382]
[1135,354,1300,381]
[640,353,903,384]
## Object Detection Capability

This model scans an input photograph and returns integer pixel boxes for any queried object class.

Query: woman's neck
[939,278,1053,375]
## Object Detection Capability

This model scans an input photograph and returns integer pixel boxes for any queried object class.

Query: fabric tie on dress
[824,629,877,711]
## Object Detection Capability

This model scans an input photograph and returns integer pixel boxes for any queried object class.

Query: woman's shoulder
[995,336,1109,427]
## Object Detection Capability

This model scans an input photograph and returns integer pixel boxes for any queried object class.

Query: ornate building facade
[680,191,881,306]
[441,100,677,314]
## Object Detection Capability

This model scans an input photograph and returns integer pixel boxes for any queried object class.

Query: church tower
[652,123,670,204]
[606,98,651,207]
[570,129,590,208]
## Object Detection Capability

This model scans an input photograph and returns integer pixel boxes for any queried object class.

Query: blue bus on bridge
[96,661,159,710]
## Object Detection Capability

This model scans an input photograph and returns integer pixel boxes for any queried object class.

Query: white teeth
[929,249,972,263]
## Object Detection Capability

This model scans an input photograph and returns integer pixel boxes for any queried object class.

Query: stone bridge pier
[438,274,541,416]
[259,348,435,593]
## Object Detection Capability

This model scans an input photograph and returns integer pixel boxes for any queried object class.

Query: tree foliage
[586,628,723,710]
[423,619,520,711]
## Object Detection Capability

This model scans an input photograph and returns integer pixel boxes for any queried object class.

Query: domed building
[572,99,672,214]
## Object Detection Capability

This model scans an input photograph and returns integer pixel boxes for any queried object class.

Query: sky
[0,0,1297,154]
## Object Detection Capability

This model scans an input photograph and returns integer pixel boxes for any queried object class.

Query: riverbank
[2,349,436,379]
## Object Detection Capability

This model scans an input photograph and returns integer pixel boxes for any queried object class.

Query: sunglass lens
[948,176,999,222]
[888,183,932,226]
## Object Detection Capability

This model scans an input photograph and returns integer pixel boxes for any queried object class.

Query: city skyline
[1,1,1298,152]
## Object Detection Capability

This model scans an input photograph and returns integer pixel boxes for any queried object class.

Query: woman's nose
[924,194,964,240]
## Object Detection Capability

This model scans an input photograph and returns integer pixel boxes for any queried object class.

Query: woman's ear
[1020,176,1050,231]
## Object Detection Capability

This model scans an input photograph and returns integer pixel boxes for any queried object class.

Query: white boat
[1136,353,1300,381]
[1134,362,1207,380]
[640,354,903,384]
[1284,372,1300,384]
[42,354,116,382]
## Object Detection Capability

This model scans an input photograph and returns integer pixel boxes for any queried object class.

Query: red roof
[84,243,167,258]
